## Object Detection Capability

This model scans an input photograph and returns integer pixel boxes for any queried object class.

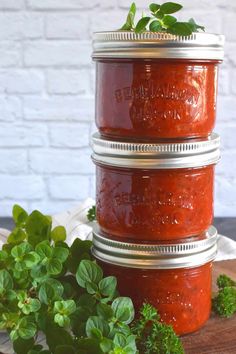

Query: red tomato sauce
[98,260,212,335]
[95,59,220,140]
[96,163,214,242]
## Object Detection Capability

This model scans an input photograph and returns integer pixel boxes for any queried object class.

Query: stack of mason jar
[91,32,224,335]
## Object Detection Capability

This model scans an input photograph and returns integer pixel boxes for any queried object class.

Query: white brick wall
[0,0,235,217]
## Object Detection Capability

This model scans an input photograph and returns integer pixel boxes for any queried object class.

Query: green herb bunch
[132,303,184,354]
[213,274,236,318]
[121,2,205,36]
[0,205,137,354]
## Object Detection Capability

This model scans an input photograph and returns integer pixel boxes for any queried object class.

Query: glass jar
[92,226,218,335]
[93,32,224,140]
[92,133,220,242]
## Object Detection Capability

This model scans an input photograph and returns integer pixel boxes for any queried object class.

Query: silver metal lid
[92,225,218,269]
[93,31,224,60]
[91,133,220,169]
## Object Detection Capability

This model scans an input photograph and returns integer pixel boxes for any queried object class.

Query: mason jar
[93,32,224,140]
[91,133,220,242]
[92,225,218,335]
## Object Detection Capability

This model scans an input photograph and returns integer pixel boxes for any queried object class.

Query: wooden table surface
[1,259,236,354]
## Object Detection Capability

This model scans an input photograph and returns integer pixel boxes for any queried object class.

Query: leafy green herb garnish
[132,303,184,354]
[0,204,185,353]
[120,2,205,36]
[213,274,236,318]
[0,204,138,354]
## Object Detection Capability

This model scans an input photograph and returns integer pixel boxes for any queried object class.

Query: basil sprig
[120,2,205,36]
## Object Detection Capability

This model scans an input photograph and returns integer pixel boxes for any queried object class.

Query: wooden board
[1,260,236,354]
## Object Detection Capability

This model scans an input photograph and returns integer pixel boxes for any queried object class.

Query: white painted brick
[215,203,236,218]
[29,149,94,174]
[0,96,22,121]
[90,175,96,199]
[178,9,222,33]
[27,0,113,10]
[215,176,236,206]
[216,125,236,151]
[0,69,44,94]
[218,68,229,96]
[231,68,236,95]
[90,10,127,34]
[217,96,235,122]
[223,14,236,41]
[0,201,28,217]
[0,0,24,10]
[0,175,45,199]
[0,42,21,67]
[0,150,27,173]
[47,69,90,94]
[49,123,90,148]
[46,13,89,39]
[49,176,90,199]
[24,96,94,121]
[225,42,236,66]
[29,200,79,216]
[24,40,91,67]
[0,124,47,147]
[217,152,236,178]
[0,13,43,40]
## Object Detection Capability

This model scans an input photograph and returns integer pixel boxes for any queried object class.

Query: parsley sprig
[132,303,184,354]
[121,2,205,36]
[213,274,236,318]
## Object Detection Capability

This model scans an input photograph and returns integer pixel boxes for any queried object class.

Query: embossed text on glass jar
[95,164,214,242]
[95,59,220,139]
[98,260,212,335]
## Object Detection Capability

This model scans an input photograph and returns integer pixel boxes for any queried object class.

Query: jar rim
[92,225,218,269]
[92,31,224,60]
[91,133,220,169]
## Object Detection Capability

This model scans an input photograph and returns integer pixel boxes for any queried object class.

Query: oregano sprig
[0,204,185,354]
[120,2,205,36]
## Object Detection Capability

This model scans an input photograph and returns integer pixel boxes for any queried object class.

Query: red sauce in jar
[96,163,214,242]
[97,260,212,335]
[95,59,220,140]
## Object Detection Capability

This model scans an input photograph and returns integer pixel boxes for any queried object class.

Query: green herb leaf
[96,303,113,320]
[160,2,182,14]
[188,18,205,32]
[26,211,51,247]
[149,20,162,32]
[168,22,193,36]
[0,269,13,293]
[153,10,165,19]
[86,316,110,339]
[121,2,136,30]
[163,15,177,27]
[99,276,117,297]
[135,17,151,33]
[76,260,103,288]
[8,228,27,245]
[112,297,135,324]
[39,279,64,305]
[51,226,67,243]
[149,3,160,13]
[13,205,28,226]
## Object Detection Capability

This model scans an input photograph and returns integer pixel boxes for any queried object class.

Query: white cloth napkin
[0,198,236,261]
